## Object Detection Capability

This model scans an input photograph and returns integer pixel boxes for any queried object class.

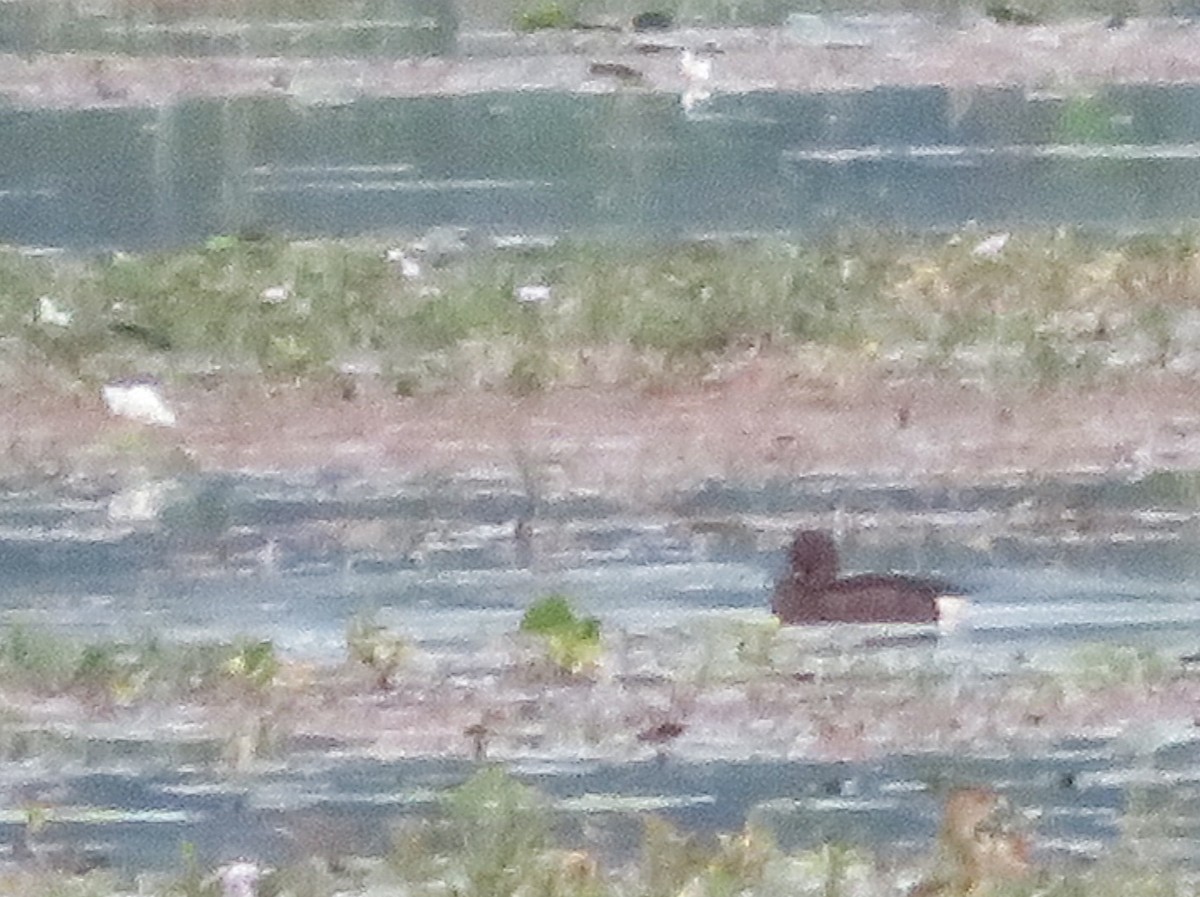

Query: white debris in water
[35,295,73,327]
[259,283,291,304]
[971,232,1010,258]
[101,379,177,427]
[108,479,176,523]
[414,225,477,265]
[492,233,558,251]
[1113,716,1197,758]
[785,12,887,47]
[681,85,712,114]
[555,792,716,812]
[18,246,64,259]
[679,48,713,113]
[680,48,712,82]
[515,283,552,305]
[288,69,363,107]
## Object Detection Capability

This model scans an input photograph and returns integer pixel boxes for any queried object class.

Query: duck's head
[786,529,839,588]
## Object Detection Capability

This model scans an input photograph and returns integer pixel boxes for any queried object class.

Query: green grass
[1,763,1198,895]
[389,770,1200,897]
[10,228,1200,397]
[497,0,1159,29]
[1068,643,1172,690]
[514,0,575,30]
[0,624,286,705]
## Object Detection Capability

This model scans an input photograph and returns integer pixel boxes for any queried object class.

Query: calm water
[7,83,1200,248]
[3,471,1200,873]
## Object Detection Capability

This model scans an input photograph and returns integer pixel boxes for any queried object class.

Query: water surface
[2,471,1200,874]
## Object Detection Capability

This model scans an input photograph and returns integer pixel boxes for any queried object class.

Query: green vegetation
[346,612,409,689]
[519,594,603,676]
[1068,643,1171,690]
[163,841,216,897]
[0,632,1196,893]
[683,618,786,684]
[501,0,1155,29]
[9,228,1200,398]
[0,623,81,691]
[221,638,281,695]
[0,624,284,705]
[389,774,799,897]
[444,766,552,897]
[514,0,575,29]
[1132,470,1200,508]
[0,869,120,897]
[0,0,1160,68]
[216,768,1200,897]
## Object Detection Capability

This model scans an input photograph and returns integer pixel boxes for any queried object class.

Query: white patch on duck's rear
[936,595,970,635]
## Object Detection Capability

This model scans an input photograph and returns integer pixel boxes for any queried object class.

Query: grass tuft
[520,594,603,677]
[10,229,1200,395]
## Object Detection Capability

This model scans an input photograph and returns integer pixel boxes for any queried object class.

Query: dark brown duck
[771,530,960,624]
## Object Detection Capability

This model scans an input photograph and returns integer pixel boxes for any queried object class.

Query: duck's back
[816,574,943,623]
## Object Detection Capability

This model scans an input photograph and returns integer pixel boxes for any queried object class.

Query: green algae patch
[520,594,603,676]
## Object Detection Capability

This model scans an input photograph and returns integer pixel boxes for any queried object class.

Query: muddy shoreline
[6,17,1200,110]
[6,361,1200,497]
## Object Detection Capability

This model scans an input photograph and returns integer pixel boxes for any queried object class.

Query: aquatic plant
[0,868,120,897]
[1057,94,1123,146]
[640,816,782,897]
[0,625,294,706]
[514,0,572,30]
[640,814,714,897]
[389,769,608,897]
[1068,643,1170,691]
[165,841,219,897]
[733,618,782,671]
[71,642,145,706]
[985,0,1040,24]
[7,753,1200,897]
[783,842,876,897]
[160,478,236,551]
[519,594,603,677]
[132,636,260,701]
[221,639,281,695]
[680,618,788,686]
[507,347,559,395]
[1133,469,1200,508]
[911,787,1031,897]
[0,623,80,691]
[346,612,409,689]
[444,766,552,897]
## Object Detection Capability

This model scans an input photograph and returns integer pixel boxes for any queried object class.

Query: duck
[771,529,962,625]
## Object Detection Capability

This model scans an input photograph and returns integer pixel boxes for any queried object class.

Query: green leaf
[520,595,579,635]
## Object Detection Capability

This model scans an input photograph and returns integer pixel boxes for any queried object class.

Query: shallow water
[2,470,1200,874]
[10,82,1200,248]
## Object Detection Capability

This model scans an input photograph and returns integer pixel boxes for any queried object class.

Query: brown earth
[7,358,1200,495]
[5,17,1200,110]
